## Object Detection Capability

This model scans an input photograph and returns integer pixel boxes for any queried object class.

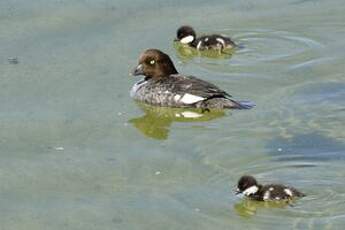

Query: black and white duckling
[236,175,305,201]
[131,49,254,110]
[176,25,236,51]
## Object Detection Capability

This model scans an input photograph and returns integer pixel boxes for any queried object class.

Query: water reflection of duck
[174,42,235,61]
[234,198,293,218]
[129,103,225,140]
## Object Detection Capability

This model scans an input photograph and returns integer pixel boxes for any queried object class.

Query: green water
[1,0,344,229]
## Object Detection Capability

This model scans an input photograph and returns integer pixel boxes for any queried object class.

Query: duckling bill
[130,49,254,110]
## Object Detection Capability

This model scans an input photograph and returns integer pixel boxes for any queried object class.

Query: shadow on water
[234,199,296,218]
[129,103,225,140]
[267,133,345,162]
[173,42,235,62]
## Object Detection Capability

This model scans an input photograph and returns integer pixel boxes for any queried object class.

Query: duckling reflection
[173,42,235,62]
[129,103,225,140]
[234,198,295,218]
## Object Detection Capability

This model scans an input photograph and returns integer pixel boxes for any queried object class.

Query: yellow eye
[150,60,155,65]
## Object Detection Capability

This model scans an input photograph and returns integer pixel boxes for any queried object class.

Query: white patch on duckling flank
[196,41,202,50]
[180,35,194,44]
[216,38,225,46]
[180,93,204,104]
[263,191,270,200]
[284,188,293,197]
[243,185,259,196]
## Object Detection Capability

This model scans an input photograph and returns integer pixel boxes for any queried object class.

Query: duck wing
[168,75,231,104]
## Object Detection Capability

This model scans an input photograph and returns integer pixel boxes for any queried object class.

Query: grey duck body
[131,74,248,109]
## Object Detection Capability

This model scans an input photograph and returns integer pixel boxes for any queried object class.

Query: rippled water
[1,0,344,229]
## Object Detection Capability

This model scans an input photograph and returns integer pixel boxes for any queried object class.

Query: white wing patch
[174,94,181,101]
[180,93,204,104]
[243,185,259,196]
[284,188,293,197]
[180,35,194,44]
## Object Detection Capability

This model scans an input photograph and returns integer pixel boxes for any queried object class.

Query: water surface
[0,0,345,229]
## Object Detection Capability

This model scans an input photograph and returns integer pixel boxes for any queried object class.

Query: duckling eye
[149,60,155,65]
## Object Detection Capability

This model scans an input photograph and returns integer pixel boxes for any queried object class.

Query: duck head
[132,49,178,79]
[236,175,260,197]
[176,25,196,44]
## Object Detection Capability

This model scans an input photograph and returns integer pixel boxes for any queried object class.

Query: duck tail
[227,99,256,109]
[199,97,255,110]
